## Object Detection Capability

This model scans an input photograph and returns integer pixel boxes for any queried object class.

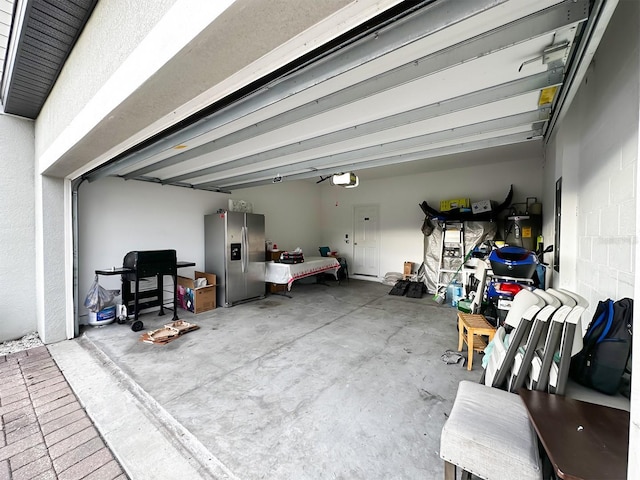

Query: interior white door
[353,205,379,276]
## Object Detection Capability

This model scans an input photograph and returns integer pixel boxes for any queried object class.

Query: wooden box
[267,282,287,293]
[404,262,413,275]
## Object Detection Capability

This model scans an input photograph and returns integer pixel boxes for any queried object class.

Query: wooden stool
[457,313,496,371]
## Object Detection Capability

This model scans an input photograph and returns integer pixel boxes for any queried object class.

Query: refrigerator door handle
[241,226,248,273]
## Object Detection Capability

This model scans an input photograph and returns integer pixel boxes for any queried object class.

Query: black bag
[570,298,633,395]
[336,257,348,281]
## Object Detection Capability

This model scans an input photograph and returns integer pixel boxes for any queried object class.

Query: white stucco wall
[544,1,639,476]
[34,175,68,343]
[0,114,36,341]
[240,181,323,256]
[35,0,179,157]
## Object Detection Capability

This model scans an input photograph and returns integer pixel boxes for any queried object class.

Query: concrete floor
[61,279,481,479]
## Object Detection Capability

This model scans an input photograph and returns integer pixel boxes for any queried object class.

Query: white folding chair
[468,260,488,314]
[483,289,545,388]
[546,288,577,308]
[548,305,586,395]
[508,304,557,392]
[527,305,572,390]
[484,325,506,382]
[484,303,544,390]
[532,289,561,309]
[505,289,546,324]
[558,288,588,308]
[558,288,589,338]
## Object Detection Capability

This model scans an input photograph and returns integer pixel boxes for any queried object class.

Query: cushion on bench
[440,381,542,480]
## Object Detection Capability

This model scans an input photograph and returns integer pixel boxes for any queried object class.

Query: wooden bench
[457,312,496,370]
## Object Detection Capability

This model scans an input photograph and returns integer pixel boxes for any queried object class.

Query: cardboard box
[268,282,288,293]
[403,262,413,275]
[177,271,217,313]
[440,198,470,211]
[471,200,495,214]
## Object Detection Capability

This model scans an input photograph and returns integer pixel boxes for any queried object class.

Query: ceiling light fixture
[345,176,359,188]
[331,172,359,188]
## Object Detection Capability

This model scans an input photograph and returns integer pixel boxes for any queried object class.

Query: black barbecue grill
[95,250,195,331]
[121,249,178,331]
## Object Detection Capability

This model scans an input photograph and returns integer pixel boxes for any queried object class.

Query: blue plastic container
[447,281,464,307]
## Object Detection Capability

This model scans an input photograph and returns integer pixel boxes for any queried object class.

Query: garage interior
[1,0,638,478]
[70,0,613,322]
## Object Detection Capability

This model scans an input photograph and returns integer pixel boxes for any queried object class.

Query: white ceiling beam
[186,109,548,188]
[217,131,542,190]
[120,0,586,181]
[87,0,509,182]
[155,69,563,183]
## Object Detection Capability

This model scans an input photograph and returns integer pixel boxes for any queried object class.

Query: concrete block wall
[0,115,37,342]
[548,0,638,310]
[545,2,639,477]
[576,65,637,302]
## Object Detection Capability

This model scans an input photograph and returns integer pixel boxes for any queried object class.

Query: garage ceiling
[84,0,615,192]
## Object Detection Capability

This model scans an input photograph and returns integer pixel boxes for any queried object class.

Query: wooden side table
[518,388,629,480]
[457,312,496,370]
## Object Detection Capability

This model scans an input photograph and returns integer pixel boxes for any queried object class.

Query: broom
[433,244,477,304]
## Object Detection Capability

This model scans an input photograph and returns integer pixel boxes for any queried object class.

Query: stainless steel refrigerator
[204,212,265,307]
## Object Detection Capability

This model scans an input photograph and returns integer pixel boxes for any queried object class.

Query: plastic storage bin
[88,305,116,326]
[447,282,464,307]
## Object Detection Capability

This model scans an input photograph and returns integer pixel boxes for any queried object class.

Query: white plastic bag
[84,275,115,312]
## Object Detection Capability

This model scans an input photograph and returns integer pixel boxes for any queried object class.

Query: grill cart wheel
[131,320,144,332]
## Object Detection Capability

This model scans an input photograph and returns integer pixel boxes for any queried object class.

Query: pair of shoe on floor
[388,280,425,298]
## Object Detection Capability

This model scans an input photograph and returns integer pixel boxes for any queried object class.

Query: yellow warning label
[539,86,558,106]
[522,227,532,238]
